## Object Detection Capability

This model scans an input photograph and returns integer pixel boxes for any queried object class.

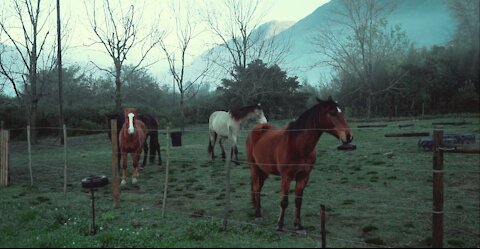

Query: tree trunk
[57,0,64,145]
[115,62,122,112]
[180,91,185,131]
[366,92,372,120]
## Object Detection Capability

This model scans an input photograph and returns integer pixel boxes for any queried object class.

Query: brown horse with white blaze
[246,97,354,232]
[119,108,148,185]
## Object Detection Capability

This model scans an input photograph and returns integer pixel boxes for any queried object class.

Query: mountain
[188,0,458,86]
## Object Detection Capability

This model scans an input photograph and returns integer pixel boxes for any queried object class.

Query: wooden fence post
[0,130,9,186]
[63,124,68,194]
[223,132,232,230]
[432,127,444,248]
[162,127,170,218]
[27,125,33,186]
[320,204,326,248]
[110,120,120,208]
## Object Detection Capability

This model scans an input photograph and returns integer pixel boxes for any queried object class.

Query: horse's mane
[229,104,261,121]
[286,99,337,135]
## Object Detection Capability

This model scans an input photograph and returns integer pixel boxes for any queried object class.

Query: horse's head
[124,108,138,135]
[230,103,267,124]
[317,97,353,144]
[254,103,268,124]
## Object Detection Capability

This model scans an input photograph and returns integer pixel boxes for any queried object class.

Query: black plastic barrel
[170,131,182,147]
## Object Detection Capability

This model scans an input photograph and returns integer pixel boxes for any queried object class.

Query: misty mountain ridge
[187,0,458,86]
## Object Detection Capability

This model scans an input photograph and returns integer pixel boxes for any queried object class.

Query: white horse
[208,104,268,165]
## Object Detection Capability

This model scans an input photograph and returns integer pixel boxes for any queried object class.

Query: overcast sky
[0,0,329,91]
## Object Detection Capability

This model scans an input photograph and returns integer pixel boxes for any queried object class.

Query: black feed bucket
[81,175,109,235]
[170,131,182,147]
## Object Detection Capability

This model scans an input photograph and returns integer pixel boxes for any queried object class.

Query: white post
[162,127,170,218]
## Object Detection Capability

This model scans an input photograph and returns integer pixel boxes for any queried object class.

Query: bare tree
[159,0,209,130]
[84,0,161,112]
[313,0,410,119]
[0,0,56,144]
[203,0,290,75]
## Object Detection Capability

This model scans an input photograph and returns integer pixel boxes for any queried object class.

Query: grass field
[0,116,479,247]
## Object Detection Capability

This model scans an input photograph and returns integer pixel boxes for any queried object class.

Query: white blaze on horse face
[257,110,268,124]
[337,107,342,113]
[127,113,135,135]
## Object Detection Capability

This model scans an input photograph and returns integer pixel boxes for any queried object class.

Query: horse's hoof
[231,160,241,166]
[276,226,286,233]
[121,179,127,186]
[132,177,138,184]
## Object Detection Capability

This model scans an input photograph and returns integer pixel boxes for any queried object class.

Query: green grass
[1,116,479,247]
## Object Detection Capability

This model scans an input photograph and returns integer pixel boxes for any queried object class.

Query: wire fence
[1,121,479,247]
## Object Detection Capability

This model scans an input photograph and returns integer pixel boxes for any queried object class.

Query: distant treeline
[1,41,478,139]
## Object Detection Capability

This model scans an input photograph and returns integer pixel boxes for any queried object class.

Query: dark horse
[246,97,354,232]
[106,111,162,169]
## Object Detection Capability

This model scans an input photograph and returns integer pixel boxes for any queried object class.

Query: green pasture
[0,116,479,247]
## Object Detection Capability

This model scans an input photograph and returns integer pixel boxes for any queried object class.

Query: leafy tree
[218,59,307,119]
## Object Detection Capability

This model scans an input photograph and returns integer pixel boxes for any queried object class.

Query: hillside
[188,0,458,86]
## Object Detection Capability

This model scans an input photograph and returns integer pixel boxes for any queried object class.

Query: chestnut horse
[106,112,162,169]
[208,104,267,165]
[119,108,148,185]
[246,97,354,232]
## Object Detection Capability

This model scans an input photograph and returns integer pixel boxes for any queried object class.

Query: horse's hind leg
[250,165,267,219]
[208,132,218,159]
[141,139,149,169]
[219,138,226,159]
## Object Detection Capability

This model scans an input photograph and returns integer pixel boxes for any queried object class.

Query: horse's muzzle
[344,134,353,144]
[341,134,353,144]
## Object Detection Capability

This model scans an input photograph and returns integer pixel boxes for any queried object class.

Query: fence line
[1,124,479,248]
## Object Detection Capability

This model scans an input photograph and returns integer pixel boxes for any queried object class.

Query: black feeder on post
[170,131,182,147]
[81,175,109,235]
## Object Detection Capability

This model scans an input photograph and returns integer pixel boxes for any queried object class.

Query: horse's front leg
[230,134,240,165]
[121,152,128,186]
[132,151,141,184]
[277,177,292,232]
[294,175,310,232]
